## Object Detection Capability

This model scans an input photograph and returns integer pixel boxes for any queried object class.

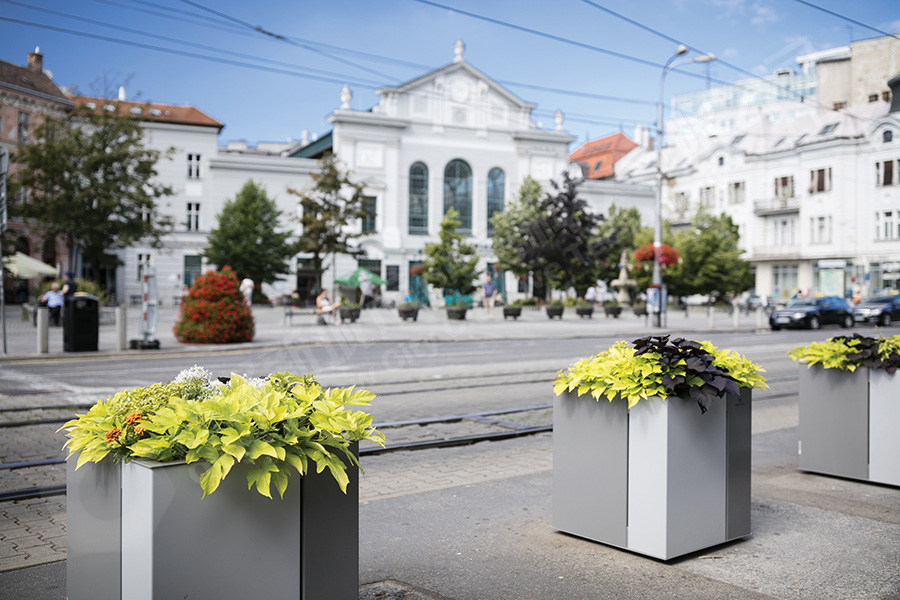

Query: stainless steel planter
[67,447,359,600]
[553,390,751,560]
[799,366,900,487]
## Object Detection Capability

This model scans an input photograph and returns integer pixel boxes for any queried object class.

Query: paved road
[0,305,898,599]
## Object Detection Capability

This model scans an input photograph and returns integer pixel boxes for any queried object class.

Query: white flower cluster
[173,365,267,392]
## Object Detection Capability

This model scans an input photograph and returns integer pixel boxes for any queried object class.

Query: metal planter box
[67,449,358,600]
[798,366,900,486]
[553,390,751,560]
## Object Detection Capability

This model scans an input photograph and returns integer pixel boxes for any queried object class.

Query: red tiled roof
[0,58,71,105]
[73,97,224,131]
[569,132,638,179]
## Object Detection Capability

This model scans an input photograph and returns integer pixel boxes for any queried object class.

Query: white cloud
[750,3,778,25]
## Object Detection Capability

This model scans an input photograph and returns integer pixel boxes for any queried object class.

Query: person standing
[360,274,373,309]
[61,271,78,299]
[585,284,597,305]
[41,282,64,326]
[482,276,497,319]
[240,277,255,306]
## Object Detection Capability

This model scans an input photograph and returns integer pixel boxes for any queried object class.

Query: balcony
[751,245,800,259]
[754,197,799,215]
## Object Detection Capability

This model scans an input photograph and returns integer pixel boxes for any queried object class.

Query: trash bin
[64,294,99,352]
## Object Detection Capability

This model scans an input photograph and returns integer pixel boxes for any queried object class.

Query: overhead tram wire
[788,0,900,43]
[176,0,400,83]
[0,16,383,90]
[0,1,386,88]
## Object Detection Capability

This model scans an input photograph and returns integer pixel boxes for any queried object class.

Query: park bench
[283,303,328,326]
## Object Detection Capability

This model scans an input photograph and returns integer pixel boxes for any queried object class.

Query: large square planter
[553,389,751,560]
[68,447,359,600]
[798,366,900,486]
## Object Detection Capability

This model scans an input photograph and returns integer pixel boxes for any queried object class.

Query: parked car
[853,294,900,326]
[769,296,854,330]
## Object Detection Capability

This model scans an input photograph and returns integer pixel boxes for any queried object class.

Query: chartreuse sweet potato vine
[789,333,900,374]
[554,336,767,413]
[59,366,384,498]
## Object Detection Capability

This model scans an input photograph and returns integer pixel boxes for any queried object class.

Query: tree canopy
[287,154,369,290]
[594,204,646,283]
[424,207,481,303]
[12,103,174,275]
[656,211,752,298]
[204,180,294,286]
[489,175,542,279]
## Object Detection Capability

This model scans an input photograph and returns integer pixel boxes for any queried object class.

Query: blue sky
[2,0,899,149]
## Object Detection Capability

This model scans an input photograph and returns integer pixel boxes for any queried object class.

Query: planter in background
[553,389,751,560]
[798,366,900,487]
[398,306,419,321]
[446,308,467,321]
[339,307,361,323]
[575,306,594,319]
[603,305,622,318]
[68,449,359,600]
[546,306,564,320]
[503,306,522,320]
[633,305,648,317]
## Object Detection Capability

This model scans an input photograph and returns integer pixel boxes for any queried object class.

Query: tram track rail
[0,373,800,503]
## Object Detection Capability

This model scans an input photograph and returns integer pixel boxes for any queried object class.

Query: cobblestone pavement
[0,401,801,573]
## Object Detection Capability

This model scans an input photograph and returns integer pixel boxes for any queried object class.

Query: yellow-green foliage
[554,339,767,409]
[59,370,384,498]
[788,338,863,371]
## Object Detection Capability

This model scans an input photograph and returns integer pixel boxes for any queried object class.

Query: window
[699,186,715,207]
[385,265,400,292]
[775,176,794,198]
[876,211,899,240]
[772,264,799,298]
[444,159,472,234]
[884,91,892,103]
[362,196,377,233]
[818,123,838,136]
[17,112,29,144]
[773,217,796,246]
[674,191,689,214]
[187,153,201,179]
[809,168,832,194]
[718,156,725,166]
[186,202,200,231]
[730,135,744,145]
[357,259,381,279]
[877,160,897,187]
[833,101,846,110]
[408,162,428,234]
[137,253,150,282]
[885,130,894,143]
[487,167,505,236]
[728,181,745,204]
[773,137,786,148]
[810,216,832,244]
[183,255,202,288]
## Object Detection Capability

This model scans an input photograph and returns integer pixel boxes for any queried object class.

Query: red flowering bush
[633,242,680,268]
[174,266,255,344]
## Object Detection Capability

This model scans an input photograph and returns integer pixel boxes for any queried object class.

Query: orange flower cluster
[125,412,141,426]
[105,427,122,443]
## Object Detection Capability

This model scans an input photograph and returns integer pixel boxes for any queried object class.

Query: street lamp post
[653,45,715,327]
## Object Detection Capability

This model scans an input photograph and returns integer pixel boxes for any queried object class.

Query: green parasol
[333,266,386,287]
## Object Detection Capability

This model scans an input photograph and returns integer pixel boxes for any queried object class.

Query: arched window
[409,162,428,235]
[487,167,505,236]
[884,130,894,143]
[444,159,472,234]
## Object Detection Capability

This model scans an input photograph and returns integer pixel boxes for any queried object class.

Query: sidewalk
[0,302,769,361]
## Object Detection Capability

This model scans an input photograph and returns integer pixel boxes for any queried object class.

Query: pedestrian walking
[482,276,497,319]
[240,277,255,306]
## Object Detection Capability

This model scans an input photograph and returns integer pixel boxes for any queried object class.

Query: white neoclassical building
[616,36,900,300]
[103,41,652,307]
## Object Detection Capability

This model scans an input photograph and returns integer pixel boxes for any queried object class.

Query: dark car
[853,294,900,326]
[769,296,854,330]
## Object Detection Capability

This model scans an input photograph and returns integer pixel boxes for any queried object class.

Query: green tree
[519,173,611,297]
[424,207,481,304]
[490,176,543,279]
[287,154,369,290]
[594,204,647,283]
[13,103,174,276]
[204,180,293,286]
[664,211,752,299]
